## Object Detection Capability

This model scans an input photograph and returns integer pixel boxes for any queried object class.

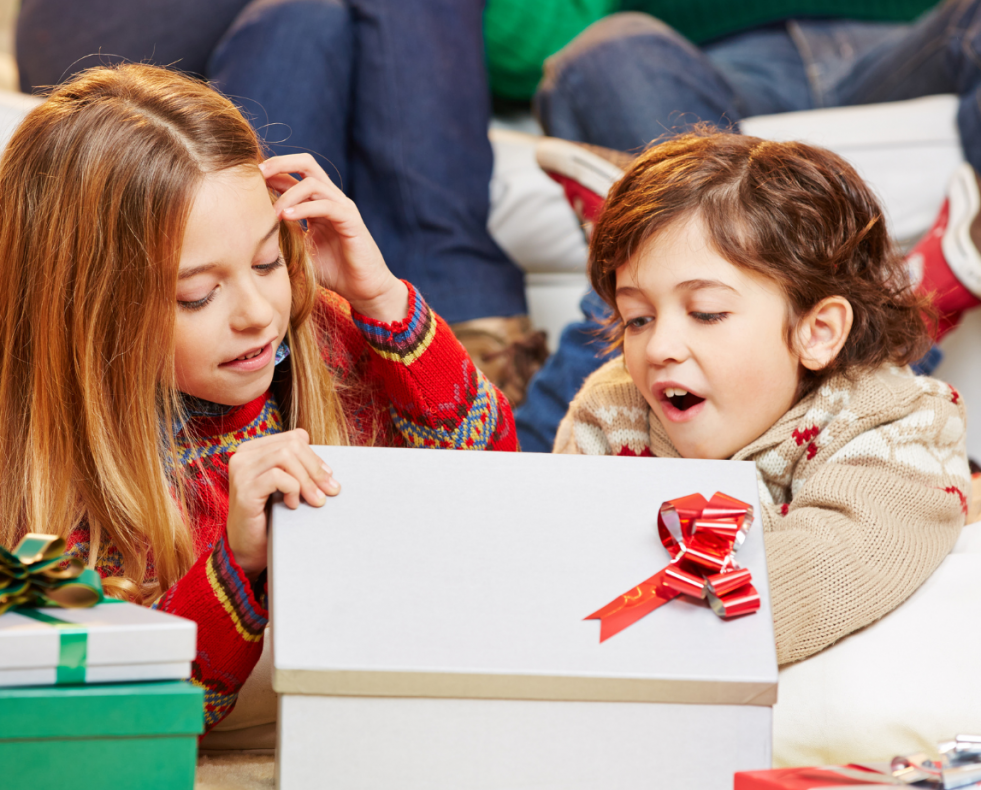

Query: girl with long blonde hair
[0,63,516,730]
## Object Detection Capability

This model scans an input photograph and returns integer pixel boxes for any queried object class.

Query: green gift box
[0,680,204,790]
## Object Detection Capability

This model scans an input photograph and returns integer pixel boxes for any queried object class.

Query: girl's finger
[261,154,343,197]
[263,442,333,506]
[261,467,304,510]
[272,176,339,214]
[254,449,323,509]
[230,430,309,475]
[291,440,341,497]
[263,172,300,194]
[278,198,363,233]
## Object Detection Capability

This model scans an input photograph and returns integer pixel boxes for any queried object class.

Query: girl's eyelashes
[254,253,285,273]
[177,290,217,311]
[177,254,283,310]
[692,311,728,324]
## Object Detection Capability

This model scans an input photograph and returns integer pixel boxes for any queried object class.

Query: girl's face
[174,167,292,406]
[616,215,801,459]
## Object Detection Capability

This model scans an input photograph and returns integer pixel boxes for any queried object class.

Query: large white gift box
[0,600,196,687]
[270,448,778,790]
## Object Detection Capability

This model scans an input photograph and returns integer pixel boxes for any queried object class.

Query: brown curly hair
[589,128,934,396]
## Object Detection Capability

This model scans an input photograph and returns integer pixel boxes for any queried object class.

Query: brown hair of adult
[0,64,348,601]
[589,127,934,396]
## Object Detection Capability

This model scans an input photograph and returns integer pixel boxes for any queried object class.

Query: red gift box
[734,764,896,789]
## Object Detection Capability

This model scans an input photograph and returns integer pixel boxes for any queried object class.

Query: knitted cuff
[350,281,437,366]
[207,534,270,641]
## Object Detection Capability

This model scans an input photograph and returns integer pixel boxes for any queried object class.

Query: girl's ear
[795,296,854,371]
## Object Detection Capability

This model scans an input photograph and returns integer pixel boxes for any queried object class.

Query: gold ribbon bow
[0,533,102,615]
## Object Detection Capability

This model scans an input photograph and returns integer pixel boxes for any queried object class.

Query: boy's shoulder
[569,356,648,415]
[770,365,964,438]
[749,365,967,476]
[840,366,965,427]
[555,355,667,456]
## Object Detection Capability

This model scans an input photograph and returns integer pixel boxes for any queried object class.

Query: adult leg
[344,0,527,326]
[208,0,354,187]
[828,0,981,171]
[534,12,743,152]
[827,1,981,335]
[16,0,251,91]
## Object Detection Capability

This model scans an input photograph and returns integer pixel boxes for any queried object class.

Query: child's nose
[230,280,276,331]
[644,322,689,366]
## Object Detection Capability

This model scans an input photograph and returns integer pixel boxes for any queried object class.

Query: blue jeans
[517,1,975,452]
[16,0,252,88]
[208,0,526,324]
[17,0,527,326]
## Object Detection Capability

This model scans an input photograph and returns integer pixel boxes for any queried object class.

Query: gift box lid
[0,681,204,739]
[270,448,778,706]
[0,600,197,671]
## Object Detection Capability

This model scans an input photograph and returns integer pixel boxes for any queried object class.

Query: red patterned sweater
[67,283,517,729]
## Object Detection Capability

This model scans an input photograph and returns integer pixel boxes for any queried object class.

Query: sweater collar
[172,341,290,437]
[644,370,858,462]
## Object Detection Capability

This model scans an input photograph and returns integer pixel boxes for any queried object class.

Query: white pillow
[773,521,981,766]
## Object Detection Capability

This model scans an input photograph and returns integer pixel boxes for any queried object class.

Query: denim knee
[220,0,351,47]
[208,0,354,158]
[540,12,701,100]
[535,11,727,144]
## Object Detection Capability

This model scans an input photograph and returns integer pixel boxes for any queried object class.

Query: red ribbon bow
[586,492,761,642]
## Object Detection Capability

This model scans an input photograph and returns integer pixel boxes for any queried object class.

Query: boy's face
[173,167,293,406]
[616,215,801,460]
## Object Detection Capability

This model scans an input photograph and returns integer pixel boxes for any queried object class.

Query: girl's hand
[260,154,409,323]
[226,429,340,580]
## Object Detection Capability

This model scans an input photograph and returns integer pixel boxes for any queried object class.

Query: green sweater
[484,0,940,101]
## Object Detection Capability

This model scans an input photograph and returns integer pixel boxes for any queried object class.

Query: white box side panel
[277,694,771,790]
[0,661,191,688]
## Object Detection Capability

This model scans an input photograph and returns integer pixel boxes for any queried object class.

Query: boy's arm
[550,356,656,455]
[553,409,585,454]
[764,391,969,666]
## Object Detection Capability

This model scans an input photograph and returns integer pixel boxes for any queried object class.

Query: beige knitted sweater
[555,359,969,665]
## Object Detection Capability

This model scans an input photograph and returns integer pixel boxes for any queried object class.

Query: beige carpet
[196,754,275,790]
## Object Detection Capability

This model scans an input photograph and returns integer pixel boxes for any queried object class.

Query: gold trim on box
[273,669,777,706]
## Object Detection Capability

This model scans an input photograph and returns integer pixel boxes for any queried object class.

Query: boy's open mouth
[662,387,706,412]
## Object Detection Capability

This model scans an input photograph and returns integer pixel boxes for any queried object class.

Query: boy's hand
[226,429,340,580]
[260,154,409,323]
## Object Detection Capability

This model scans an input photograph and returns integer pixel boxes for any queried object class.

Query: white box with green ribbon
[0,602,196,687]
[0,533,196,688]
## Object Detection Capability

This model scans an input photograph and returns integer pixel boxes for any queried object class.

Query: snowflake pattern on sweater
[66,283,517,730]
[554,359,969,665]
